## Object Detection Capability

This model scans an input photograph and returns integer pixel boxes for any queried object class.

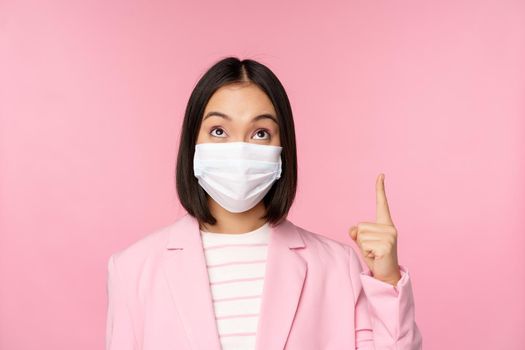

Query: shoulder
[106,218,179,277]
[290,220,359,266]
[292,220,351,252]
[291,221,367,297]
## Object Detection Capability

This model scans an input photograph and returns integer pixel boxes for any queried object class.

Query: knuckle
[387,233,396,244]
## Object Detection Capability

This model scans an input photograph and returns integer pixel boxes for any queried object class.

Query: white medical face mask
[193,141,283,213]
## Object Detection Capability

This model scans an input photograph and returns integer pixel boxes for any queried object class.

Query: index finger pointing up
[376,173,393,225]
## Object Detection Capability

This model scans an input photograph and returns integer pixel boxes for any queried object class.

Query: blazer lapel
[254,217,307,350]
[161,214,223,350]
[161,213,307,350]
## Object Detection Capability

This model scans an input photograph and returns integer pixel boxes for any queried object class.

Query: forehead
[204,83,276,114]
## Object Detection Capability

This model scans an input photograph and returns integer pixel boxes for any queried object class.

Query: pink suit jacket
[106,213,422,350]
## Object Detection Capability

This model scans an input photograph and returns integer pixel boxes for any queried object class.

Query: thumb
[348,226,358,241]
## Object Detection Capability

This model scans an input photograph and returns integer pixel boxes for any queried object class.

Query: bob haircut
[176,56,298,227]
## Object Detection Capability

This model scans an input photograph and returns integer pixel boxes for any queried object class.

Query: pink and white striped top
[199,222,270,350]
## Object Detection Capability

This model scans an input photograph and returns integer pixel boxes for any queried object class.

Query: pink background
[1,0,524,349]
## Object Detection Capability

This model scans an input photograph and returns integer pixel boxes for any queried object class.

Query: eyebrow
[203,111,278,125]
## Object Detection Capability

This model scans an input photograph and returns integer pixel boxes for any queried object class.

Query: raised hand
[348,173,402,286]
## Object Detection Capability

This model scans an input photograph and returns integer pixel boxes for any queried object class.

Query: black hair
[175,56,297,227]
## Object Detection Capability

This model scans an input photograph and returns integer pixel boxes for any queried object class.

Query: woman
[105,57,423,350]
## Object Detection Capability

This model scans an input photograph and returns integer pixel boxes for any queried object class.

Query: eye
[209,127,227,138]
[253,129,271,140]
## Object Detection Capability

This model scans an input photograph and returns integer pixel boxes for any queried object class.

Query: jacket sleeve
[106,254,139,350]
[345,245,423,350]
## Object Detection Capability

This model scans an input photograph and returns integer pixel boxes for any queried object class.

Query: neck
[199,198,268,234]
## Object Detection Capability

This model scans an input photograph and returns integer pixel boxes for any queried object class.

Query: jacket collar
[165,212,305,249]
[161,213,307,350]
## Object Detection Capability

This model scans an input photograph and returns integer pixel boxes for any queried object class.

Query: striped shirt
[199,222,270,350]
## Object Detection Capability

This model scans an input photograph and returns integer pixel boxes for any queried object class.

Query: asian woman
[105,56,423,350]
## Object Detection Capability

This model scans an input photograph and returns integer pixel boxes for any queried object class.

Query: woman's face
[196,82,281,147]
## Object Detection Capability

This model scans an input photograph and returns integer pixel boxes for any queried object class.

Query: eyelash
[209,126,271,140]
